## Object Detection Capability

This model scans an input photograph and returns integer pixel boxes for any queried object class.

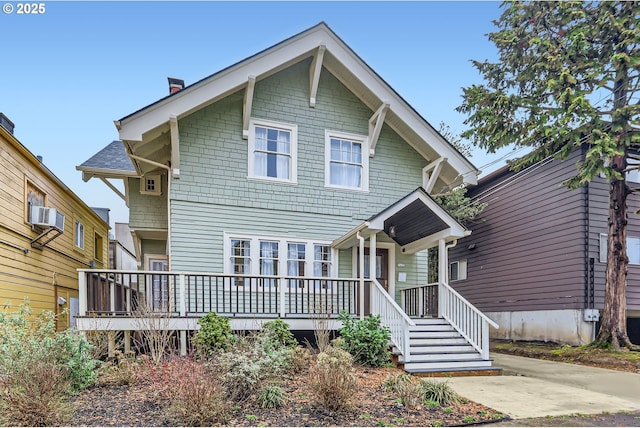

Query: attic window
[140,174,161,195]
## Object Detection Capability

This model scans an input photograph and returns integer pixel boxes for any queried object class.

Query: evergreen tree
[458,1,640,349]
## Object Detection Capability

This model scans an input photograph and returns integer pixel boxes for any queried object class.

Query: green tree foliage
[457,1,640,349]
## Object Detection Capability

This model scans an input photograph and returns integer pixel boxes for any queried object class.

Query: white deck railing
[439,282,498,360]
[370,279,415,362]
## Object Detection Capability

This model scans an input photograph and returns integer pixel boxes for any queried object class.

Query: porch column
[437,238,447,318]
[357,231,365,320]
[369,233,377,314]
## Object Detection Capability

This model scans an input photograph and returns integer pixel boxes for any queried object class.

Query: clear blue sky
[2,1,514,229]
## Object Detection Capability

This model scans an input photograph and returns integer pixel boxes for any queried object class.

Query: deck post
[279,276,286,317]
[124,331,131,353]
[109,276,116,316]
[437,239,446,318]
[78,270,87,317]
[180,330,187,356]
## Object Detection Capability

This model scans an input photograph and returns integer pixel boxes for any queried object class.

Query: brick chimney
[168,77,185,95]
[0,113,15,135]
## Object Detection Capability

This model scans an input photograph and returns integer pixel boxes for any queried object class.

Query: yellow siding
[0,127,109,328]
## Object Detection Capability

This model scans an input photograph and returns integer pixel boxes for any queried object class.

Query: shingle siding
[166,60,428,277]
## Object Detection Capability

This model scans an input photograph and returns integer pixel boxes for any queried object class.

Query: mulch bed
[71,365,507,427]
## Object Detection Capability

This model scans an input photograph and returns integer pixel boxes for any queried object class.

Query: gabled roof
[333,187,469,254]
[76,140,137,181]
[115,22,478,187]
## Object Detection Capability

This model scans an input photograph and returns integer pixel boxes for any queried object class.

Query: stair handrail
[439,281,498,360]
[369,279,415,362]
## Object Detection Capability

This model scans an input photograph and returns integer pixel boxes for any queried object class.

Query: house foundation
[487,309,597,346]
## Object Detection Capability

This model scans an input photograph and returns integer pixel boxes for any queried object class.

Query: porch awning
[332,187,469,254]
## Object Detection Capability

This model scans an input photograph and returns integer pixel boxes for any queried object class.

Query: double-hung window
[260,241,279,287]
[248,119,297,183]
[75,220,84,249]
[314,244,332,290]
[225,234,335,290]
[325,131,369,191]
[287,243,306,288]
[231,239,251,286]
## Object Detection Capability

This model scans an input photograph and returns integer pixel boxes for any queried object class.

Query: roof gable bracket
[169,115,180,178]
[242,75,256,139]
[309,44,326,108]
[368,102,390,157]
[423,157,447,194]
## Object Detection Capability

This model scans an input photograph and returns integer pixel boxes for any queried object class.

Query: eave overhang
[115,22,479,190]
[332,187,469,254]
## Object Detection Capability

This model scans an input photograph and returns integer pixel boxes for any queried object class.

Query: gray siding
[590,175,640,312]
[449,149,587,312]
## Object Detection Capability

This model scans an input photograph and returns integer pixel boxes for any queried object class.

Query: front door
[358,248,389,315]
[364,248,389,291]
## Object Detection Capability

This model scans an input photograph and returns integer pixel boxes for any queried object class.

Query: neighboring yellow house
[0,113,109,329]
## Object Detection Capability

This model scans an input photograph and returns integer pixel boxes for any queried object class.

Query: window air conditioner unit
[31,206,65,232]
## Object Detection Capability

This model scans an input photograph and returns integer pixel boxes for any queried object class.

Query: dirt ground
[71,364,507,427]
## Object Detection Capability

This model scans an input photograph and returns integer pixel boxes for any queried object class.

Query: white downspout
[357,231,366,320]
[444,239,458,283]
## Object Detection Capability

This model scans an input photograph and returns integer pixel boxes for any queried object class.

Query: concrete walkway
[442,353,640,419]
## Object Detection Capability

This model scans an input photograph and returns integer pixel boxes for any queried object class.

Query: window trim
[74,219,85,250]
[324,130,369,192]
[93,231,105,263]
[247,118,298,184]
[449,259,467,282]
[140,174,162,195]
[600,233,640,265]
[25,178,46,225]
[223,232,336,288]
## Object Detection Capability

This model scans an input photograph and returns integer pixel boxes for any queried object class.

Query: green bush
[310,345,357,412]
[216,332,291,401]
[338,311,390,367]
[193,312,233,357]
[0,304,98,426]
[261,319,298,350]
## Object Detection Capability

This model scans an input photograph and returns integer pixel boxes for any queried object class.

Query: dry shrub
[98,350,140,386]
[383,373,422,410]
[310,345,357,412]
[167,359,228,426]
[132,302,175,364]
[288,345,312,373]
[0,358,73,426]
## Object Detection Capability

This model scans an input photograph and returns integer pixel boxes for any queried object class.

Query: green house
[77,23,498,375]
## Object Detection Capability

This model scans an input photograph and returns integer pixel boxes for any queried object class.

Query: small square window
[140,174,161,195]
[449,260,467,282]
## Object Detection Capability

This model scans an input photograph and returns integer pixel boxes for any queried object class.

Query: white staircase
[393,318,501,375]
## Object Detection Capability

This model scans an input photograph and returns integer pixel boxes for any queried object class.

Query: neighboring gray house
[449,146,640,345]
[76,22,500,374]
[109,223,137,271]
